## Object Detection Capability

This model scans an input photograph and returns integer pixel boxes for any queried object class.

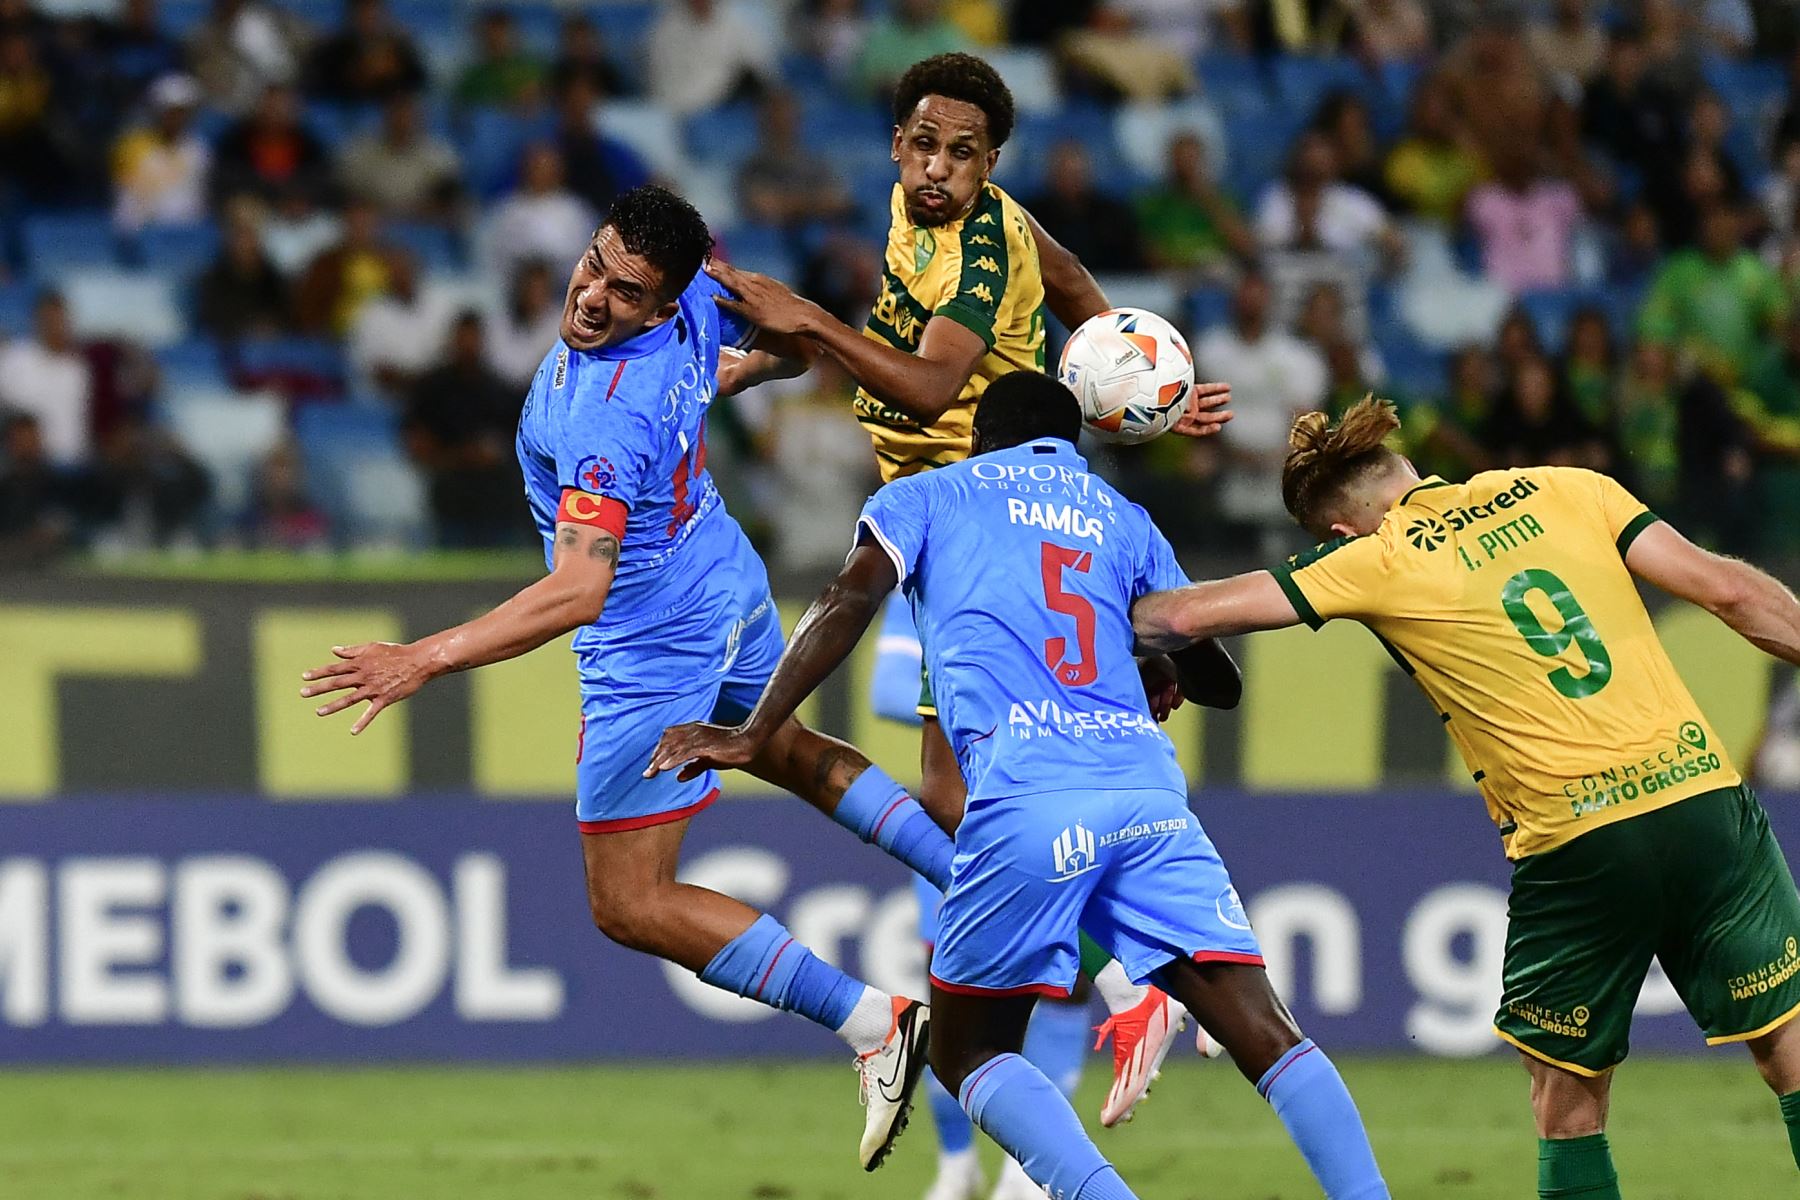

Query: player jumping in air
[299,186,968,1172]
[1131,396,1800,1199]
[705,53,1233,1159]
[649,371,1390,1200]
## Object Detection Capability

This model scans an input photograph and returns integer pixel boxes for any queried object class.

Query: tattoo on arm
[590,532,620,564]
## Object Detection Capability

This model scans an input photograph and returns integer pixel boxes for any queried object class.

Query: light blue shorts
[930,787,1263,997]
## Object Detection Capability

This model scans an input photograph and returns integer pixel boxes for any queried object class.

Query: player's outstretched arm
[716,332,818,397]
[1131,571,1303,654]
[1170,638,1243,710]
[1625,521,1800,666]
[647,544,900,780]
[706,258,986,424]
[300,522,619,734]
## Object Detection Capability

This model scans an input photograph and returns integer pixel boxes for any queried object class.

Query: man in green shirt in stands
[1638,204,1788,384]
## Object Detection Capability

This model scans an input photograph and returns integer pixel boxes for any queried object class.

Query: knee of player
[587,883,662,951]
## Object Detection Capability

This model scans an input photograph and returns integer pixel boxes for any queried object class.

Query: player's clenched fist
[646,721,761,782]
[300,641,434,735]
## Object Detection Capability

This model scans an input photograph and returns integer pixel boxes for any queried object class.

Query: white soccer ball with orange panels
[1059,307,1195,445]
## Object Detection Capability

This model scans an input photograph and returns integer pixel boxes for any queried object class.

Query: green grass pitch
[0,1055,1788,1198]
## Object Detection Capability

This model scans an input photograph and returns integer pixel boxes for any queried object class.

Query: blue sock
[1024,996,1092,1099]
[924,1068,974,1153]
[959,1053,1138,1200]
[1257,1040,1389,1200]
[834,765,953,890]
[698,914,862,1031]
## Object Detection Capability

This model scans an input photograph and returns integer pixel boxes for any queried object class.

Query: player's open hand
[705,258,823,337]
[1138,654,1186,723]
[1170,381,1233,438]
[646,721,760,782]
[300,641,431,735]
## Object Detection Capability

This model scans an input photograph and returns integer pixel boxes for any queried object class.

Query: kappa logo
[1406,516,1448,551]
[1050,823,1098,881]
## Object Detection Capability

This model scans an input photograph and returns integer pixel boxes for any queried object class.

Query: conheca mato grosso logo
[1406,516,1449,552]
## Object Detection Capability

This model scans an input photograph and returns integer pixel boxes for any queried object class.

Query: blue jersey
[856,438,1191,802]
[516,269,756,667]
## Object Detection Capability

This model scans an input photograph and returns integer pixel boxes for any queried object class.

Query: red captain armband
[557,489,628,539]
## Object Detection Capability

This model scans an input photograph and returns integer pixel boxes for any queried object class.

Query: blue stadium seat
[1516,289,1585,355]
[157,337,228,392]
[686,103,762,169]
[717,225,796,282]
[0,282,33,337]
[138,224,221,277]
[1702,56,1787,127]
[1374,324,1448,399]
[237,336,348,386]
[591,2,658,60]
[21,212,120,276]
[1186,286,1231,332]
[457,106,555,198]
[387,222,464,272]
[1221,110,1308,204]
[1195,54,1272,118]
[156,0,211,38]
[295,402,401,457]
[1273,55,1375,121]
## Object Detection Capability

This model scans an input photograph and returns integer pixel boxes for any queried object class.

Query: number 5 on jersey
[1040,542,1098,687]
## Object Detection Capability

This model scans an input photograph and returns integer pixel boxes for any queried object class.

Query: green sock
[1538,1134,1621,1199]
[1077,931,1113,978]
[1779,1090,1800,1170]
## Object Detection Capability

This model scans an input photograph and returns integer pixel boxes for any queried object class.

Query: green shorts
[1495,784,1800,1076]
[917,661,937,719]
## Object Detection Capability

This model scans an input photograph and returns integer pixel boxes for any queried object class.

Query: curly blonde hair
[1280,396,1404,535]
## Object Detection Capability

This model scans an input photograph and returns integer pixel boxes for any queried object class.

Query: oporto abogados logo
[1406,516,1448,551]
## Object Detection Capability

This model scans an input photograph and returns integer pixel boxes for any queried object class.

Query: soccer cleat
[1094,987,1188,1127]
[856,997,931,1171]
[922,1148,985,1200]
[989,1156,1050,1198]
[1194,1018,1227,1060]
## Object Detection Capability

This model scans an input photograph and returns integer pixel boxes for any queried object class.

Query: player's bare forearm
[1627,522,1800,667]
[1023,207,1108,329]
[718,344,811,398]
[798,311,983,424]
[1132,572,1302,653]
[1170,638,1242,709]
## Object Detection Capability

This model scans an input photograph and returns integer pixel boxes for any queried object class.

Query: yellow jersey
[857,181,1047,480]
[1272,467,1740,859]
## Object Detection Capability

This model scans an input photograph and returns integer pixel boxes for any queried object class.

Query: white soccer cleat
[989,1156,1050,1198]
[856,997,931,1171]
[922,1148,985,1200]
[1094,987,1188,1127]
[1195,1018,1227,1060]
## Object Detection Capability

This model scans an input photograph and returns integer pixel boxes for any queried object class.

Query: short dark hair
[601,184,712,301]
[972,371,1082,452]
[892,52,1014,148]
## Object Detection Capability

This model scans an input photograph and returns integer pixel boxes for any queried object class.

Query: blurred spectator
[1607,200,1664,292]
[111,72,210,232]
[1296,281,1382,381]
[736,91,853,230]
[1696,0,1755,60]
[1559,305,1615,431]
[0,413,74,564]
[0,29,66,201]
[185,0,309,115]
[648,0,775,116]
[1383,73,1485,224]
[246,440,328,551]
[1245,0,1355,54]
[1441,13,1548,175]
[799,229,883,324]
[1133,131,1253,275]
[858,0,968,98]
[1058,2,1200,102]
[1026,141,1142,272]
[1256,130,1396,265]
[1634,0,1705,98]
[1313,91,1386,201]
[1616,338,1754,550]
[403,311,527,547]
[1415,345,1495,479]
[303,0,427,105]
[1775,49,1800,155]
[90,419,211,552]
[1526,0,1604,92]
[486,259,563,391]
[1493,305,1546,382]
[770,357,879,573]
[347,252,453,401]
[197,201,292,340]
[1465,153,1583,295]
[1481,353,1605,469]
[1639,204,1788,383]
[261,183,343,276]
[549,15,627,100]
[295,199,399,335]
[1344,0,1431,64]
[1647,93,1745,250]
[1581,31,1683,189]
[211,83,332,205]
[1739,317,1800,554]
[479,142,598,291]
[1195,271,1327,536]
[337,92,462,222]
[454,8,544,110]
[551,77,651,216]
[799,0,870,84]
[0,292,93,469]
[1763,138,1800,244]
[102,0,186,106]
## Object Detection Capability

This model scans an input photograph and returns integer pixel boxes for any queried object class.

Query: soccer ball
[1058,307,1195,445]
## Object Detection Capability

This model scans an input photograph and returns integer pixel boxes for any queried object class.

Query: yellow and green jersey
[1272,467,1740,859]
[857,180,1047,481]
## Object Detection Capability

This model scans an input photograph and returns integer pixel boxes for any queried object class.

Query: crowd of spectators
[3,0,1800,572]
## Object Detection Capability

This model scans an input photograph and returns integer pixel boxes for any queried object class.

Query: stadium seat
[1089,273,1180,320]
[341,453,431,550]
[154,0,209,37]
[1195,53,1273,118]
[1114,99,1230,187]
[986,46,1062,116]
[61,269,186,349]
[156,336,230,395]
[1221,110,1308,204]
[1702,56,1787,130]
[686,103,762,170]
[716,224,796,283]
[458,106,555,199]
[1185,286,1230,333]
[600,101,693,180]
[235,336,348,402]
[681,162,741,231]
[21,211,120,276]
[1272,55,1375,121]
[387,222,464,272]
[1372,323,1448,399]
[422,271,501,321]
[161,387,288,518]
[138,224,221,277]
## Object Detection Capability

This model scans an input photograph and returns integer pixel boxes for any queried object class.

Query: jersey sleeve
[690,266,757,351]
[1572,468,1659,554]
[855,475,931,585]
[1133,514,1190,598]
[1268,535,1394,629]
[933,191,1009,348]
[552,365,657,538]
